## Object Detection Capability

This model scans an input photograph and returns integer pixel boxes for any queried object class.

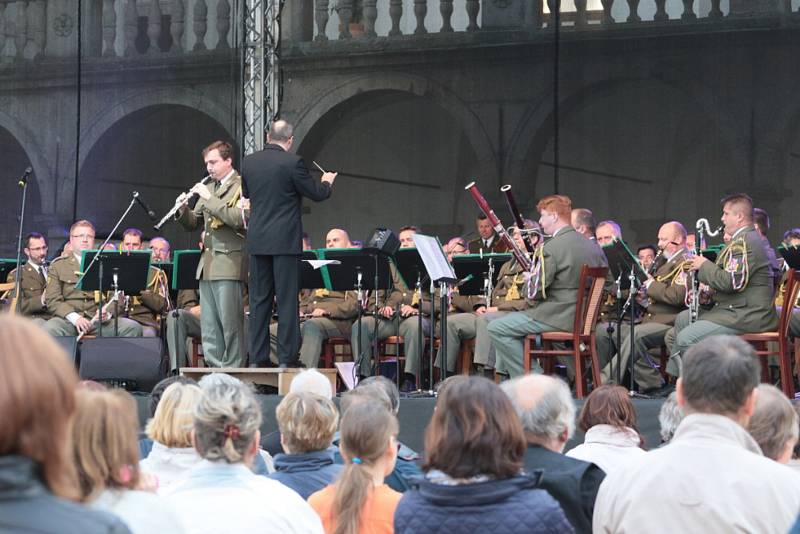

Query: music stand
[172,250,201,291]
[413,234,458,392]
[0,258,20,283]
[321,248,394,382]
[602,238,648,394]
[700,245,723,263]
[394,248,431,390]
[452,253,511,297]
[779,245,800,270]
[78,250,151,337]
[300,250,329,290]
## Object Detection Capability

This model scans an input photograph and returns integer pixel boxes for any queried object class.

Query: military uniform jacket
[7,263,51,319]
[177,172,246,281]
[697,225,779,332]
[302,289,359,336]
[643,250,689,326]
[468,234,509,255]
[176,289,200,310]
[46,255,104,319]
[125,266,168,328]
[492,259,531,312]
[384,264,433,317]
[525,226,608,332]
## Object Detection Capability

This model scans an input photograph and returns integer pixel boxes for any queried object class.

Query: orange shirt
[308,483,402,534]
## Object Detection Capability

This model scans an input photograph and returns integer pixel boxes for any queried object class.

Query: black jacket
[241,144,331,255]
[0,455,131,534]
[523,444,605,534]
[394,472,573,534]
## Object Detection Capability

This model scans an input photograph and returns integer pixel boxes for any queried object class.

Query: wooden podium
[179,367,337,396]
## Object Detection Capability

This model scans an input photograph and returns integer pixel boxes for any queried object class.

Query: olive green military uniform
[489,226,608,378]
[165,289,201,371]
[295,288,358,368]
[6,262,51,324]
[433,291,484,374]
[177,172,246,367]
[474,258,532,369]
[124,265,168,337]
[671,225,779,375]
[42,254,142,337]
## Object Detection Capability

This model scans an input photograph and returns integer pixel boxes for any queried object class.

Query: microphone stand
[13,169,31,313]
[353,267,363,385]
[612,269,623,385]
[75,192,138,337]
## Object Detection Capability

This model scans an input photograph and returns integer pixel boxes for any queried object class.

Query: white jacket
[565,424,646,475]
[139,442,204,491]
[593,413,800,534]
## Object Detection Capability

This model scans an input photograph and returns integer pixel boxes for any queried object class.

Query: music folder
[451,253,511,296]
[172,250,201,290]
[602,238,648,290]
[319,248,393,292]
[77,250,151,295]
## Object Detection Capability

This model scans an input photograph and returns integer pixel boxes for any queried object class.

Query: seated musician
[468,213,509,254]
[42,220,142,338]
[488,195,607,379]
[120,228,168,337]
[5,232,51,325]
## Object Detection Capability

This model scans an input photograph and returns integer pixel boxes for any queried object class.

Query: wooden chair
[459,338,476,375]
[523,265,609,398]
[740,268,799,398]
[188,337,204,367]
[321,337,352,368]
[376,335,405,376]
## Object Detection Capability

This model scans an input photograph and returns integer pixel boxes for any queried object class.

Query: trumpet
[153,174,213,231]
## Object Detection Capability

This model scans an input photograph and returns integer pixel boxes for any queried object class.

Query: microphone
[133,191,157,221]
[18,167,32,187]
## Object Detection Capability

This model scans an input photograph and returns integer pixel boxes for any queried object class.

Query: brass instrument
[689,218,723,323]
[77,289,121,341]
[154,174,213,231]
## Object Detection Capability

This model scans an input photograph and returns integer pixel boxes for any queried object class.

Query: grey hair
[658,391,683,444]
[289,369,333,400]
[198,372,241,390]
[268,120,293,142]
[747,384,799,461]
[596,220,622,237]
[682,335,760,415]
[357,376,400,414]
[193,381,262,463]
[501,376,575,442]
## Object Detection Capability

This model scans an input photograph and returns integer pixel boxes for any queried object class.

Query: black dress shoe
[249,362,268,368]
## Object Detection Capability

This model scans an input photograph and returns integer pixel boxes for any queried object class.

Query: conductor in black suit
[242,120,337,367]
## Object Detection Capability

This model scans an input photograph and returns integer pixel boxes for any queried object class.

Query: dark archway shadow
[0,128,42,257]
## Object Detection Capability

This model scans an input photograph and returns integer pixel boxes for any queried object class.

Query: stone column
[170,0,184,52]
[217,0,230,49]
[147,0,163,53]
[193,0,207,50]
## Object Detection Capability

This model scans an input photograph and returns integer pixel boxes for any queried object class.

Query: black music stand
[0,259,19,283]
[172,250,201,291]
[78,250,151,337]
[394,248,431,389]
[700,245,723,263]
[452,253,510,297]
[300,250,329,290]
[779,245,800,270]
[602,239,648,394]
[321,248,394,383]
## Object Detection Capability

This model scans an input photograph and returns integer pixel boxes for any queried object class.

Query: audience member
[263,368,334,455]
[502,374,604,533]
[394,376,572,534]
[164,380,323,533]
[268,392,342,498]
[657,391,683,445]
[333,381,422,492]
[71,389,184,534]
[309,402,402,534]
[0,316,130,534]
[747,384,799,464]
[139,375,197,459]
[565,385,646,473]
[593,335,800,534]
[139,382,204,490]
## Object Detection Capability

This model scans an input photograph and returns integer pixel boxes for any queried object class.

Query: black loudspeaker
[364,227,400,256]
[52,336,79,365]
[79,337,165,392]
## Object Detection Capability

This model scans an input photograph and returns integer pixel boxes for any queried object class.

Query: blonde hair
[276,392,338,454]
[194,381,262,463]
[332,402,398,534]
[0,316,79,500]
[146,382,202,448]
[71,389,141,501]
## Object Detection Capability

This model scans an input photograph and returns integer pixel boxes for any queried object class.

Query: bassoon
[465,182,531,271]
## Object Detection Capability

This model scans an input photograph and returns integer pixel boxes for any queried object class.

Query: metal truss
[243,0,283,155]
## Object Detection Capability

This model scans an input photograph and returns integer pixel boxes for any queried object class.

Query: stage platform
[134,393,666,453]
[179,367,337,396]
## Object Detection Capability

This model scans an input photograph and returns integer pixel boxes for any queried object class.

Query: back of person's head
[149,375,196,417]
[501,374,575,450]
[747,384,799,463]
[276,392,339,454]
[578,385,644,448]
[146,382,202,448]
[424,376,525,479]
[658,392,683,444]
[197,371,241,390]
[289,368,333,399]
[340,383,393,416]
[334,402,398,534]
[0,317,79,499]
[71,389,141,501]
[679,335,760,417]
[357,375,400,414]
[193,381,262,463]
